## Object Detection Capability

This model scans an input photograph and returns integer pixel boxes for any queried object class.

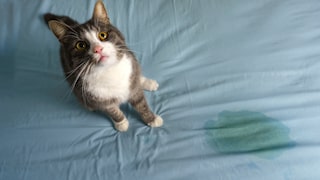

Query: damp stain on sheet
[205,111,295,159]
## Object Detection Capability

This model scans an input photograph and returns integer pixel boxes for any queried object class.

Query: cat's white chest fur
[84,55,132,102]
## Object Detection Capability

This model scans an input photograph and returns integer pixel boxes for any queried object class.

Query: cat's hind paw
[113,118,129,132]
[148,115,163,127]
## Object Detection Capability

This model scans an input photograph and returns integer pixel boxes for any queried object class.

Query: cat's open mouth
[93,54,109,63]
[99,55,109,62]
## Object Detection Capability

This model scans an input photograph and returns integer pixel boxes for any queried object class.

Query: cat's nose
[94,46,103,54]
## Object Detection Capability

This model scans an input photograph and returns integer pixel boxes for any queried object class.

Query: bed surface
[1,0,320,179]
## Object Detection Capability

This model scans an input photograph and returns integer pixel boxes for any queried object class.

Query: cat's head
[44,1,127,67]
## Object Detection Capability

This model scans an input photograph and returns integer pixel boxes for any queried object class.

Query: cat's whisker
[53,61,86,96]
[116,45,129,48]
[116,47,143,55]
[125,40,150,46]
[61,61,91,102]
[64,61,86,80]
[116,45,141,52]
[70,61,90,93]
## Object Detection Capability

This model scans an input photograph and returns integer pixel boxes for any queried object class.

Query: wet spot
[205,111,295,159]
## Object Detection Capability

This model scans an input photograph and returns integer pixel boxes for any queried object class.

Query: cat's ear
[92,0,110,24]
[47,20,69,41]
[44,13,78,27]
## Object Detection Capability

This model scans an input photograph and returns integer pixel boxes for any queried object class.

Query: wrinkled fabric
[1,0,320,179]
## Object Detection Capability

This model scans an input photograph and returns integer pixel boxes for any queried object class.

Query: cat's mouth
[93,54,109,63]
[99,55,109,62]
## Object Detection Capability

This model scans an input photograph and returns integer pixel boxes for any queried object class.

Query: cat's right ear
[92,0,110,24]
[47,20,68,41]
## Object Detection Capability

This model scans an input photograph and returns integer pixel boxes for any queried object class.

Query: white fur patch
[82,30,132,102]
[83,54,133,102]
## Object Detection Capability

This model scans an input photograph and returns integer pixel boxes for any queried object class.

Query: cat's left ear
[92,0,110,24]
[48,20,69,41]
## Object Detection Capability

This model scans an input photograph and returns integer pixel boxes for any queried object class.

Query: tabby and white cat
[44,0,163,132]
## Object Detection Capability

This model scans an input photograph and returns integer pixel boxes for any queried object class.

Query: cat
[44,0,163,132]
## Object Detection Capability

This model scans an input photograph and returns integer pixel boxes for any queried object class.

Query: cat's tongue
[99,56,108,62]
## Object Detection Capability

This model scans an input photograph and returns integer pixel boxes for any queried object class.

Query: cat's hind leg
[140,76,159,91]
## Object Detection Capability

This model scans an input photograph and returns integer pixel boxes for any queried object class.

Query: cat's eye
[75,41,87,50]
[98,32,108,41]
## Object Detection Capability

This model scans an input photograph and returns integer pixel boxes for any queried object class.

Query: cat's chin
[94,56,109,65]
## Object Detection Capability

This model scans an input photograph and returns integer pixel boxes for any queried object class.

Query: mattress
[1,0,320,179]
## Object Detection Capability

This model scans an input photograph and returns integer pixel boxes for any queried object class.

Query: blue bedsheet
[1,0,320,179]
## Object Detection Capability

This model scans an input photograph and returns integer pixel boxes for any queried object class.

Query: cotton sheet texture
[1,0,320,180]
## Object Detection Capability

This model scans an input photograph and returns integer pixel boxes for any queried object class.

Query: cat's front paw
[148,115,163,127]
[113,118,129,132]
[142,78,159,91]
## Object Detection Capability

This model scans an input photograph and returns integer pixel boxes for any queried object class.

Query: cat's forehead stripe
[84,30,101,47]
[82,23,98,32]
